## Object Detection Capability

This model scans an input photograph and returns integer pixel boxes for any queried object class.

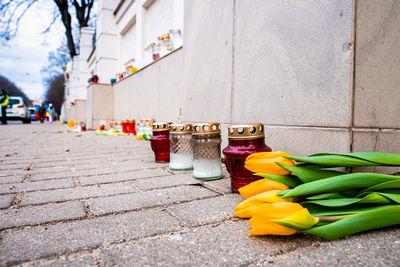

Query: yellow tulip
[67,120,76,127]
[239,178,289,199]
[234,190,290,218]
[245,151,296,175]
[248,202,319,236]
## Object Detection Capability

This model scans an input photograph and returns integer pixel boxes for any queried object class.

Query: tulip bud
[248,202,319,235]
[234,190,290,218]
[245,151,296,175]
[238,178,289,199]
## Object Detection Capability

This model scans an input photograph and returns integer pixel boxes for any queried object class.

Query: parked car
[28,107,37,121]
[0,96,31,123]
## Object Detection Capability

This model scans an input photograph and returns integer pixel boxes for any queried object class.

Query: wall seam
[229,0,236,124]
[349,0,358,153]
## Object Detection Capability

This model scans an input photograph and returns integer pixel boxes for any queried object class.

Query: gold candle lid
[170,123,192,134]
[192,122,221,135]
[128,119,135,123]
[228,123,265,139]
[153,122,172,131]
[122,119,129,123]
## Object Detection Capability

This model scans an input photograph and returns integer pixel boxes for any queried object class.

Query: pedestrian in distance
[0,89,9,125]
[38,103,46,123]
[47,103,56,123]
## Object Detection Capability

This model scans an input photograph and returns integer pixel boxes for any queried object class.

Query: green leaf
[361,180,400,193]
[304,203,381,216]
[355,192,400,204]
[306,192,347,200]
[254,173,302,188]
[303,205,400,240]
[284,155,378,167]
[302,193,395,207]
[283,173,400,198]
[276,163,345,183]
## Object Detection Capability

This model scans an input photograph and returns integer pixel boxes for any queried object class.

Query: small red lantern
[128,119,136,135]
[150,122,171,162]
[122,119,129,133]
[223,123,272,192]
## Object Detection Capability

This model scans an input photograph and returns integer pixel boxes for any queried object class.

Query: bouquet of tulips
[234,151,400,240]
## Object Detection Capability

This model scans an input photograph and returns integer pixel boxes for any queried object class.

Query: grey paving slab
[87,185,218,215]
[202,177,233,194]
[0,208,182,265]
[23,255,96,267]
[0,175,25,184]
[134,173,201,190]
[20,182,137,206]
[27,166,71,174]
[30,168,114,181]
[269,227,400,266]
[0,201,86,230]
[0,163,32,170]
[99,220,317,266]
[0,178,74,194]
[80,168,170,186]
[0,194,15,209]
[167,194,243,227]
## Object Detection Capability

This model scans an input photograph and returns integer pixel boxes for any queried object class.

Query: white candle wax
[193,159,222,179]
[169,153,193,170]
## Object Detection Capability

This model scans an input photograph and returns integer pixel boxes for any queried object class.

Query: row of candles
[149,122,272,192]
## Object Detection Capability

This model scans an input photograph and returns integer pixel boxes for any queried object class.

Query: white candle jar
[169,123,194,171]
[192,122,222,180]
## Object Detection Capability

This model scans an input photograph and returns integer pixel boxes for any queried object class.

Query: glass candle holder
[169,123,194,171]
[122,120,129,133]
[80,121,86,132]
[99,120,106,131]
[223,123,272,192]
[150,122,171,162]
[192,122,222,181]
[128,119,136,135]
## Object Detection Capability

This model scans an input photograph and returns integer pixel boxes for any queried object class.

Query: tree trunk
[54,0,76,58]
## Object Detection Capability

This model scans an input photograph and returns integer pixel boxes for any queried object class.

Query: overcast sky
[0,1,65,100]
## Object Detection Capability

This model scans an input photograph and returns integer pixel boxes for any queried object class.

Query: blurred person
[47,104,56,123]
[0,90,9,125]
[38,103,46,123]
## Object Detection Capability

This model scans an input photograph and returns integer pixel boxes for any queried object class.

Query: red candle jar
[150,122,171,162]
[122,120,129,133]
[128,119,136,135]
[223,123,272,193]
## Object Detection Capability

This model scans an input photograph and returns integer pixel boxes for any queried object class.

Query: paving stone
[134,173,201,190]
[27,166,72,174]
[0,208,181,265]
[167,194,243,227]
[20,182,137,206]
[24,255,96,267]
[0,178,74,194]
[269,227,400,266]
[0,163,33,170]
[34,161,71,168]
[0,201,86,230]
[0,175,25,184]
[0,194,15,209]
[202,177,233,194]
[80,168,170,186]
[99,220,317,266]
[109,160,168,172]
[87,185,218,215]
[30,168,114,181]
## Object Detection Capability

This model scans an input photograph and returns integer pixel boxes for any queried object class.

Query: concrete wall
[113,47,184,121]
[87,83,114,129]
[66,99,87,124]
[87,0,400,173]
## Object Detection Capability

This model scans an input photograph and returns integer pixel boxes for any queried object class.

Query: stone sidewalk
[0,123,399,266]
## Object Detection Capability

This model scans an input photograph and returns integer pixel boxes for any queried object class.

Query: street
[0,123,399,266]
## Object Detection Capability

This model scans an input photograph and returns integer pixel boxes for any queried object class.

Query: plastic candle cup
[128,119,136,135]
[150,122,171,162]
[222,123,272,192]
[169,123,194,171]
[122,120,129,133]
[192,122,222,181]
